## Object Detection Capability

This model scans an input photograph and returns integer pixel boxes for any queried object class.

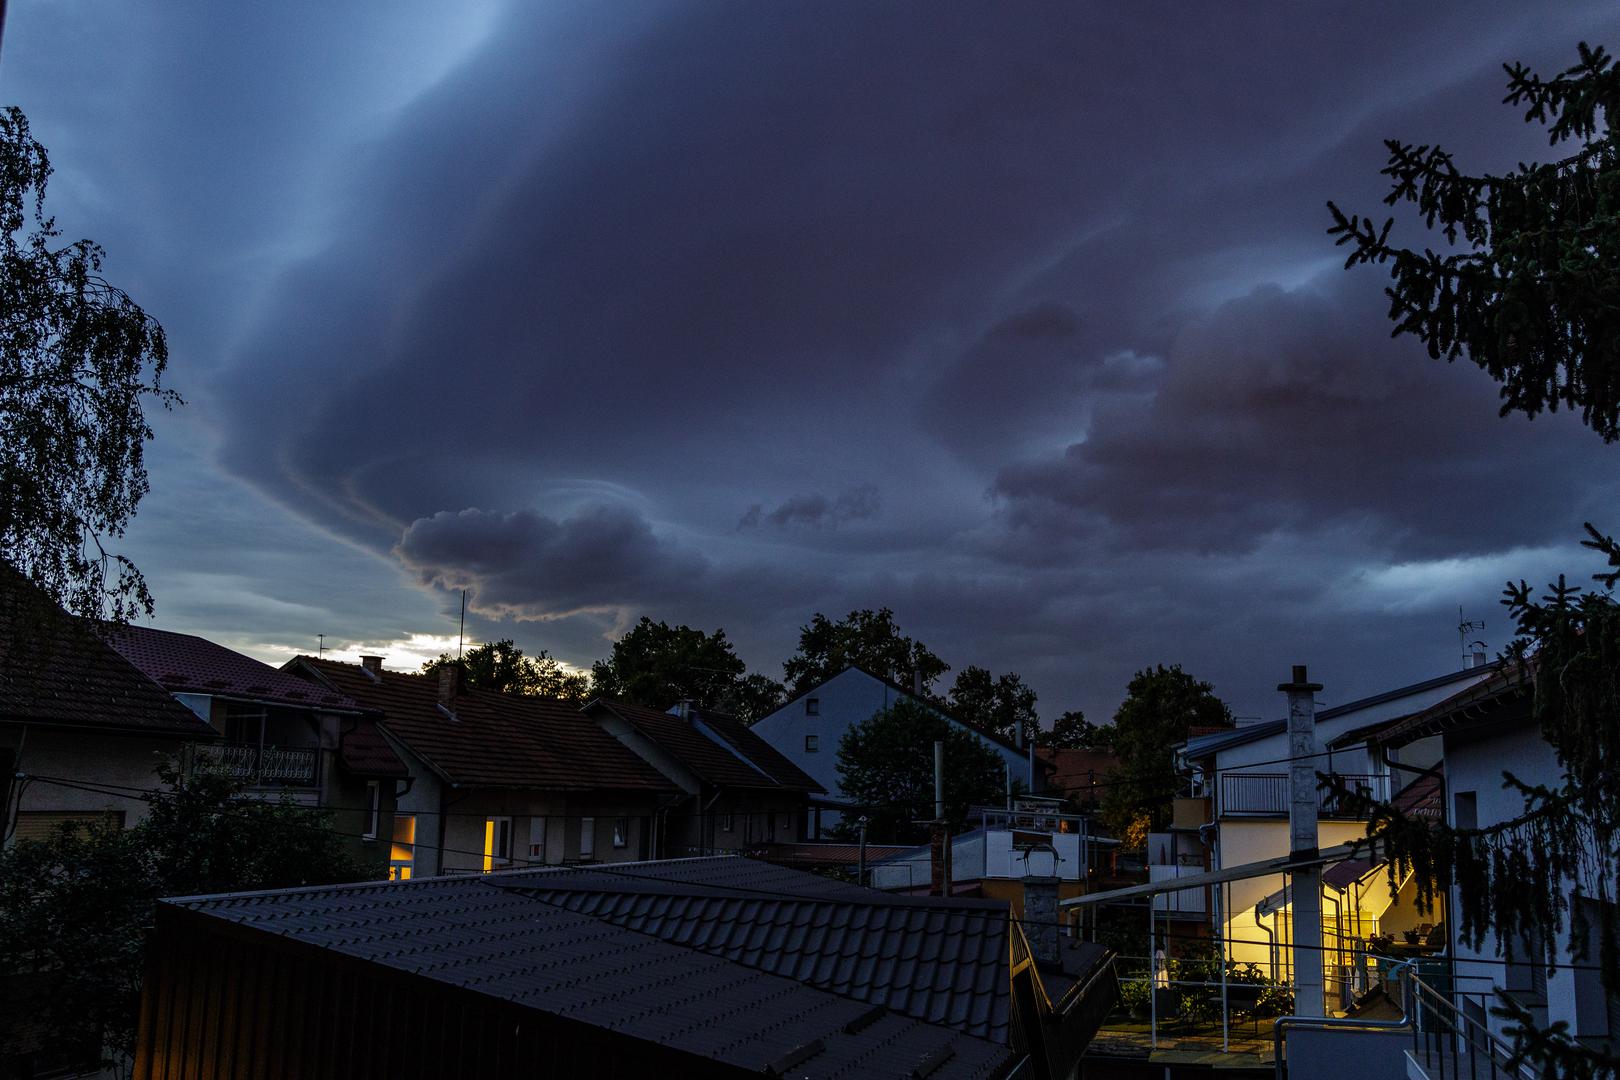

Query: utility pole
[930,740,951,896]
[1280,664,1326,1016]
[857,815,869,887]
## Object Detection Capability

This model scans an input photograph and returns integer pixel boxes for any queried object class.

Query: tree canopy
[833,698,1009,844]
[1101,664,1232,834]
[422,639,589,702]
[589,616,749,713]
[783,607,949,698]
[1042,709,1115,752]
[0,106,177,624]
[947,665,1038,744]
[1329,42,1620,441]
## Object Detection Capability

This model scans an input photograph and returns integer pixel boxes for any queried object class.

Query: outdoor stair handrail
[1272,955,1418,1080]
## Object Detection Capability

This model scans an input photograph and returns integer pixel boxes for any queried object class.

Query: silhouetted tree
[1042,709,1115,752]
[783,607,949,697]
[0,107,178,625]
[1101,664,1231,834]
[948,665,1038,744]
[590,617,747,711]
[422,639,589,702]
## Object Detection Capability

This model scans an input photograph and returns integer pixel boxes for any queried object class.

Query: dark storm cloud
[991,276,1619,561]
[739,485,881,531]
[395,504,708,619]
[13,0,1620,721]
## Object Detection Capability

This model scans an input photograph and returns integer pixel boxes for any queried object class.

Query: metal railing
[203,743,319,787]
[1219,772,1386,817]
[1407,977,1525,1080]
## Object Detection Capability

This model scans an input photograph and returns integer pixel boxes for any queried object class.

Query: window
[805,697,820,716]
[804,734,819,752]
[389,815,416,880]
[1453,790,1478,831]
[612,817,629,849]
[483,816,512,872]
[528,816,547,862]
[720,812,734,833]
[363,780,380,840]
[579,816,595,859]
[767,812,776,842]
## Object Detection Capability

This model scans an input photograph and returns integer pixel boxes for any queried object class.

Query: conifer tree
[1332,43,1620,1077]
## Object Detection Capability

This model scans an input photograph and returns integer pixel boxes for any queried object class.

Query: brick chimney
[438,663,463,705]
[360,655,384,680]
[1023,875,1060,967]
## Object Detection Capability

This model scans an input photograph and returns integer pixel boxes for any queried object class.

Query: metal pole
[934,740,945,821]
[1148,899,1157,1049]
[1221,879,1229,1052]
[857,816,868,887]
[1281,664,1326,1017]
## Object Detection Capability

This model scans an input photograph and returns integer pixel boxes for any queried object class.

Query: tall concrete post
[1280,664,1326,1016]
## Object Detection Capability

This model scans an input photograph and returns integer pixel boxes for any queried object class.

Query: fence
[1218,773,1386,817]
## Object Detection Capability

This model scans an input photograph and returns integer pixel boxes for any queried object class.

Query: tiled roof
[165,857,1017,1079]
[756,842,918,866]
[294,658,677,792]
[0,570,216,739]
[1369,665,1532,749]
[589,699,818,792]
[338,716,410,779]
[107,624,359,710]
[691,706,826,792]
[1390,770,1443,818]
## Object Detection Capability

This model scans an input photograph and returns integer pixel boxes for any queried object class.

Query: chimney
[675,698,694,721]
[360,655,384,680]
[1278,663,1326,1016]
[438,663,463,705]
[1022,876,1060,967]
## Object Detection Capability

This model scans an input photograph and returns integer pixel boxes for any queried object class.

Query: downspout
[1256,906,1277,982]
[701,787,725,854]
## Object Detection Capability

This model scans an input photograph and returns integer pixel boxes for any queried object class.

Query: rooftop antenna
[1458,605,1485,668]
[317,633,326,659]
[457,590,466,662]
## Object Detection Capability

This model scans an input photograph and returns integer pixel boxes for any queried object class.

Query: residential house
[1173,665,1491,997]
[751,666,1053,835]
[584,699,823,853]
[107,625,408,867]
[1368,667,1618,1059]
[1036,746,1120,812]
[287,656,678,876]
[134,855,1118,1079]
[1,574,218,845]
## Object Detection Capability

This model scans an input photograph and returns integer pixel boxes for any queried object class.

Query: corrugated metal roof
[166,857,1016,1078]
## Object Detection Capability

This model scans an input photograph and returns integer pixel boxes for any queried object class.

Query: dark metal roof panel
[167,870,1013,1079]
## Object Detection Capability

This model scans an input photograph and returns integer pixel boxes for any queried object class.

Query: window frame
[805,697,820,716]
[528,816,547,862]
[363,780,381,840]
[483,815,513,872]
[579,816,596,859]
[612,817,629,849]
[389,813,416,880]
[804,734,819,752]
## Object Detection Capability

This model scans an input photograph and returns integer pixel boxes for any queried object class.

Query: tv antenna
[1458,606,1485,666]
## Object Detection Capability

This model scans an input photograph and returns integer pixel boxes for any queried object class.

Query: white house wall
[6,729,187,835]
[753,668,1036,829]
[1443,721,1605,1046]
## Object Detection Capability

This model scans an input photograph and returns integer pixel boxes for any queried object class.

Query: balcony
[1218,772,1386,818]
[203,743,319,787]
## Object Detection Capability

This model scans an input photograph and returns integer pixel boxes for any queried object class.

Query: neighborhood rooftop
[109,623,361,711]
[152,856,1076,1078]
[293,656,678,792]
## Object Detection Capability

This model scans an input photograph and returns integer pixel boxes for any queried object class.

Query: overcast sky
[5,3,1618,724]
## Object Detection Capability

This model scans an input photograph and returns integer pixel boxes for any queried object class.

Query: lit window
[389,815,416,880]
[528,816,547,861]
[579,816,595,859]
[363,781,380,840]
[483,816,512,872]
[804,734,819,752]
[806,698,820,716]
[613,817,629,849]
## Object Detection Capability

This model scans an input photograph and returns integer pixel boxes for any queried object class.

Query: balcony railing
[202,744,319,787]
[1218,772,1386,818]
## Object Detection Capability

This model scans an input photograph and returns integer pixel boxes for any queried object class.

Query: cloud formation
[10,1,1620,720]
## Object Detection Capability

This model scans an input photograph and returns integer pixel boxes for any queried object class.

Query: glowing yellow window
[389,815,416,880]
